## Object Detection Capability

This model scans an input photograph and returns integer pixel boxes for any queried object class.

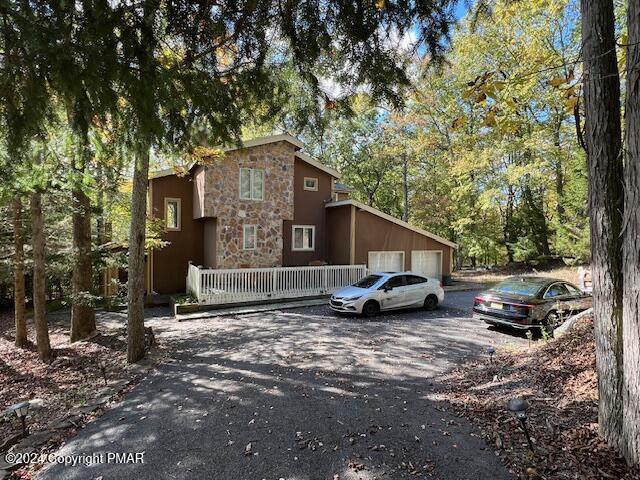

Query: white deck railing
[186,263,367,305]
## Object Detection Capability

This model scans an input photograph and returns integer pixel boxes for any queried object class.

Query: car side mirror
[383,286,392,292]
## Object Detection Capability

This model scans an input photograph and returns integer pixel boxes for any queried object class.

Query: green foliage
[294,0,589,266]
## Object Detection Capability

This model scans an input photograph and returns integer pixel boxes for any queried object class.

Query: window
[543,282,570,299]
[243,225,257,250]
[304,177,318,191]
[406,275,428,285]
[164,198,181,231]
[353,274,383,289]
[292,225,315,251]
[564,283,582,295]
[239,168,264,200]
[381,275,406,290]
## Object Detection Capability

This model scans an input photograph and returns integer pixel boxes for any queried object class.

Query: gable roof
[294,151,341,179]
[219,133,304,151]
[325,199,458,249]
[149,133,339,179]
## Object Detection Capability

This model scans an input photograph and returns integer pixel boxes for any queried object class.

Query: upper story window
[243,224,257,250]
[240,168,264,200]
[292,225,315,251]
[304,177,318,191]
[164,198,181,231]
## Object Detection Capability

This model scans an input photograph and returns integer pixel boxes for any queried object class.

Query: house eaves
[150,134,341,180]
[294,151,341,179]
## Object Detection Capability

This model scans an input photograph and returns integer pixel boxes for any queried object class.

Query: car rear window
[354,275,382,289]
[406,275,427,285]
[492,279,546,297]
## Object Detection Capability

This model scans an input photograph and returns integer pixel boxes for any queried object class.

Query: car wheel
[424,294,438,311]
[362,300,380,318]
[543,311,559,337]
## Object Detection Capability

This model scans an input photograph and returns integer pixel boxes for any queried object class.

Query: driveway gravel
[38,290,526,480]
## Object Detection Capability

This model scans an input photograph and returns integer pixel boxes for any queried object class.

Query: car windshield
[353,275,383,289]
[492,278,546,297]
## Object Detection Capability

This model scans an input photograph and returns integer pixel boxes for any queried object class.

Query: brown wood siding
[326,205,352,265]
[151,175,203,294]
[203,218,217,268]
[282,158,334,266]
[353,209,452,275]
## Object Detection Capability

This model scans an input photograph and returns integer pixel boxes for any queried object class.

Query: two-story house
[147,134,457,294]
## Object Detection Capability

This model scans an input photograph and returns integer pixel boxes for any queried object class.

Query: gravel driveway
[39,290,526,480]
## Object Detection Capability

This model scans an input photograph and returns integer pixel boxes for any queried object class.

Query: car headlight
[344,295,362,302]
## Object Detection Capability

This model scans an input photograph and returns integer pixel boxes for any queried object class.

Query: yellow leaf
[452,117,467,130]
[564,96,579,112]
[549,76,565,88]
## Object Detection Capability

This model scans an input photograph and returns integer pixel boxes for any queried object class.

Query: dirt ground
[453,265,581,286]
[439,317,640,480]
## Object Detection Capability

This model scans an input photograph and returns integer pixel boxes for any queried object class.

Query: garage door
[411,251,442,279]
[368,251,404,272]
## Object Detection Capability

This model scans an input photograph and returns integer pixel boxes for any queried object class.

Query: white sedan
[329,272,445,317]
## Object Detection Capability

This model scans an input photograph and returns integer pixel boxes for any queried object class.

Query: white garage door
[368,251,404,272]
[411,251,442,279]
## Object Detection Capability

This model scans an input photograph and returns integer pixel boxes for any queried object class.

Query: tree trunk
[402,154,409,222]
[13,197,27,347]
[96,163,106,246]
[622,0,640,464]
[581,0,624,451]
[70,122,97,342]
[553,116,565,219]
[127,0,158,363]
[31,191,51,362]
[127,145,150,363]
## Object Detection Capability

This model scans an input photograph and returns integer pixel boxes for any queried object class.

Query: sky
[453,1,469,21]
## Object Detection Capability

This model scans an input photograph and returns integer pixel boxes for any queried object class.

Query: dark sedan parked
[473,276,592,331]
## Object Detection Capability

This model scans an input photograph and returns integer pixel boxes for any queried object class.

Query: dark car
[473,276,592,331]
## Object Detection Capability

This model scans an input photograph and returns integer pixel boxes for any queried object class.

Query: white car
[329,272,445,317]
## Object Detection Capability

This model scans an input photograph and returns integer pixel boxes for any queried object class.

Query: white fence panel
[186,264,367,305]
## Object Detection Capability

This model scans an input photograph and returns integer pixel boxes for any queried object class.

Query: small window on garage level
[165,198,181,231]
[243,225,257,250]
[292,225,315,251]
[304,177,318,191]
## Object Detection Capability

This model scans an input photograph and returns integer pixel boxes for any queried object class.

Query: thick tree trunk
[31,191,51,362]
[127,146,150,363]
[622,0,640,464]
[581,0,624,451]
[70,129,97,342]
[402,155,409,222]
[127,0,158,364]
[13,197,27,347]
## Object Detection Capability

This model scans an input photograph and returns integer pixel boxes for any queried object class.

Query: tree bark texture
[31,191,51,362]
[70,125,97,342]
[127,146,150,363]
[622,0,640,464]
[402,155,409,222]
[13,197,27,347]
[127,0,158,363]
[581,0,624,451]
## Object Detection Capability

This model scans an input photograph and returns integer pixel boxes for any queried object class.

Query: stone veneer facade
[193,141,295,268]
